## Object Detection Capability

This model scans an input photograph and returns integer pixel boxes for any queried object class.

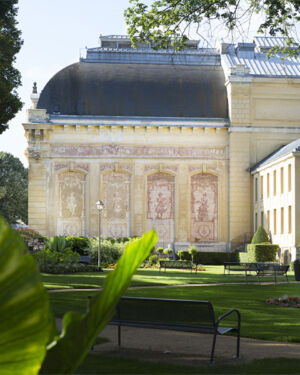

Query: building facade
[23,35,300,257]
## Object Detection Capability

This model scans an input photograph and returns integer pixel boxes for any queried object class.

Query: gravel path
[93,325,300,366]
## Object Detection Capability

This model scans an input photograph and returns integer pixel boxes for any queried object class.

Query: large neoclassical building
[23,35,300,259]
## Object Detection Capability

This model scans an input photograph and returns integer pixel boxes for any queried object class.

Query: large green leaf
[41,230,157,374]
[0,217,50,375]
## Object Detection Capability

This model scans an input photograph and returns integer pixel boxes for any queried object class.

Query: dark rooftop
[37,62,228,118]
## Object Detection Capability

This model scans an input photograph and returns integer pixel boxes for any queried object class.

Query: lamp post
[96,200,104,269]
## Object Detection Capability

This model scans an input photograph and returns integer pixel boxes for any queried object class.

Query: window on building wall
[288,164,292,192]
[288,206,292,234]
[281,207,284,234]
[280,167,284,194]
[261,176,263,200]
[273,170,277,196]
[267,210,270,232]
[273,208,277,235]
[261,211,264,227]
[255,212,258,231]
[267,173,270,198]
[255,177,258,202]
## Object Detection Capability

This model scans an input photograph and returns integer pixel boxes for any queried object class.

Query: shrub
[251,226,269,244]
[163,248,173,257]
[15,227,46,240]
[45,236,70,253]
[156,247,164,254]
[247,243,279,262]
[188,246,198,263]
[148,254,159,265]
[87,238,128,266]
[173,250,239,265]
[32,248,80,273]
[65,236,90,255]
[177,249,185,260]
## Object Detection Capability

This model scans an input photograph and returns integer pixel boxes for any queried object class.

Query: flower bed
[265,295,300,308]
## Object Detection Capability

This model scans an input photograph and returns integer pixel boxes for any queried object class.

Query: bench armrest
[215,308,241,331]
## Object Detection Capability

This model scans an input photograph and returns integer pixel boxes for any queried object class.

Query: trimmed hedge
[175,250,239,265]
[247,242,279,262]
[239,252,249,263]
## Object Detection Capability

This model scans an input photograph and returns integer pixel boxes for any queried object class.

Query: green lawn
[47,267,299,373]
[49,283,300,342]
[42,266,295,289]
[76,355,300,374]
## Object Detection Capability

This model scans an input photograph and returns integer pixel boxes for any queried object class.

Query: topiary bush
[251,226,269,244]
[247,243,279,262]
[156,247,164,255]
[148,254,159,266]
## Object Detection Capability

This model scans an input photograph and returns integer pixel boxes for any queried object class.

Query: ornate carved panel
[147,173,175,243]
[191,173,218,242]
[57,172,86,236]
[51,144,225,159]
[103,172,130,237]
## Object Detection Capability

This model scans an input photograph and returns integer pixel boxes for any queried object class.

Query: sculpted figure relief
[57,172,86,236]
[191,173,218,242]
[103,172,130,237]
[147,173,174,243]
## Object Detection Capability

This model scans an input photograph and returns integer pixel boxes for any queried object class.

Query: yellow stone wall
[24,75,300,254]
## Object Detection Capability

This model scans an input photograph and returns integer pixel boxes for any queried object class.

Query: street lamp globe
[96,200,104,211]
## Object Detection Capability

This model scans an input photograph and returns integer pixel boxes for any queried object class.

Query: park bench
[79,255,92,264]
[109,296,241,363]
[159,260,195,273]
[224,262,289,283]
[255,263,289,283]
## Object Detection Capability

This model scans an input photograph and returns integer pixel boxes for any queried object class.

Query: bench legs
[211,331,240,364]
[118,324,121,346]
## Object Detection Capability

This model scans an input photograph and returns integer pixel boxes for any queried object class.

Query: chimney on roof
[235,42,255,59]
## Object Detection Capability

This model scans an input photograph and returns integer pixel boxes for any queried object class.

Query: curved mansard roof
[37,61,228,118]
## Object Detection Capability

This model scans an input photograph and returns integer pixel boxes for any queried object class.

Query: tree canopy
[0,152,27,224]
[125,0,300,55]
[0,0,23,134]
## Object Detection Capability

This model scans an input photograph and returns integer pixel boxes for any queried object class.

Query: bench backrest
[256,263,289,274]
[113,297,216,329]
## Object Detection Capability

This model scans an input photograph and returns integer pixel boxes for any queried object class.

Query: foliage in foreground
[0,216,157,374]
[125,0,300,56]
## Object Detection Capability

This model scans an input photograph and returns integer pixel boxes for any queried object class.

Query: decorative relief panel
[144,164,178,173]
[57,172,86,236]
[103,172,130,238]
[191,173,218,242]
[55,163,89,172]
[147,173,175,243]
[51,144,225,159]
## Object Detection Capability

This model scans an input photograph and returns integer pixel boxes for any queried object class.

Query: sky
[0,1,299,167]
[0,0,132,166]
